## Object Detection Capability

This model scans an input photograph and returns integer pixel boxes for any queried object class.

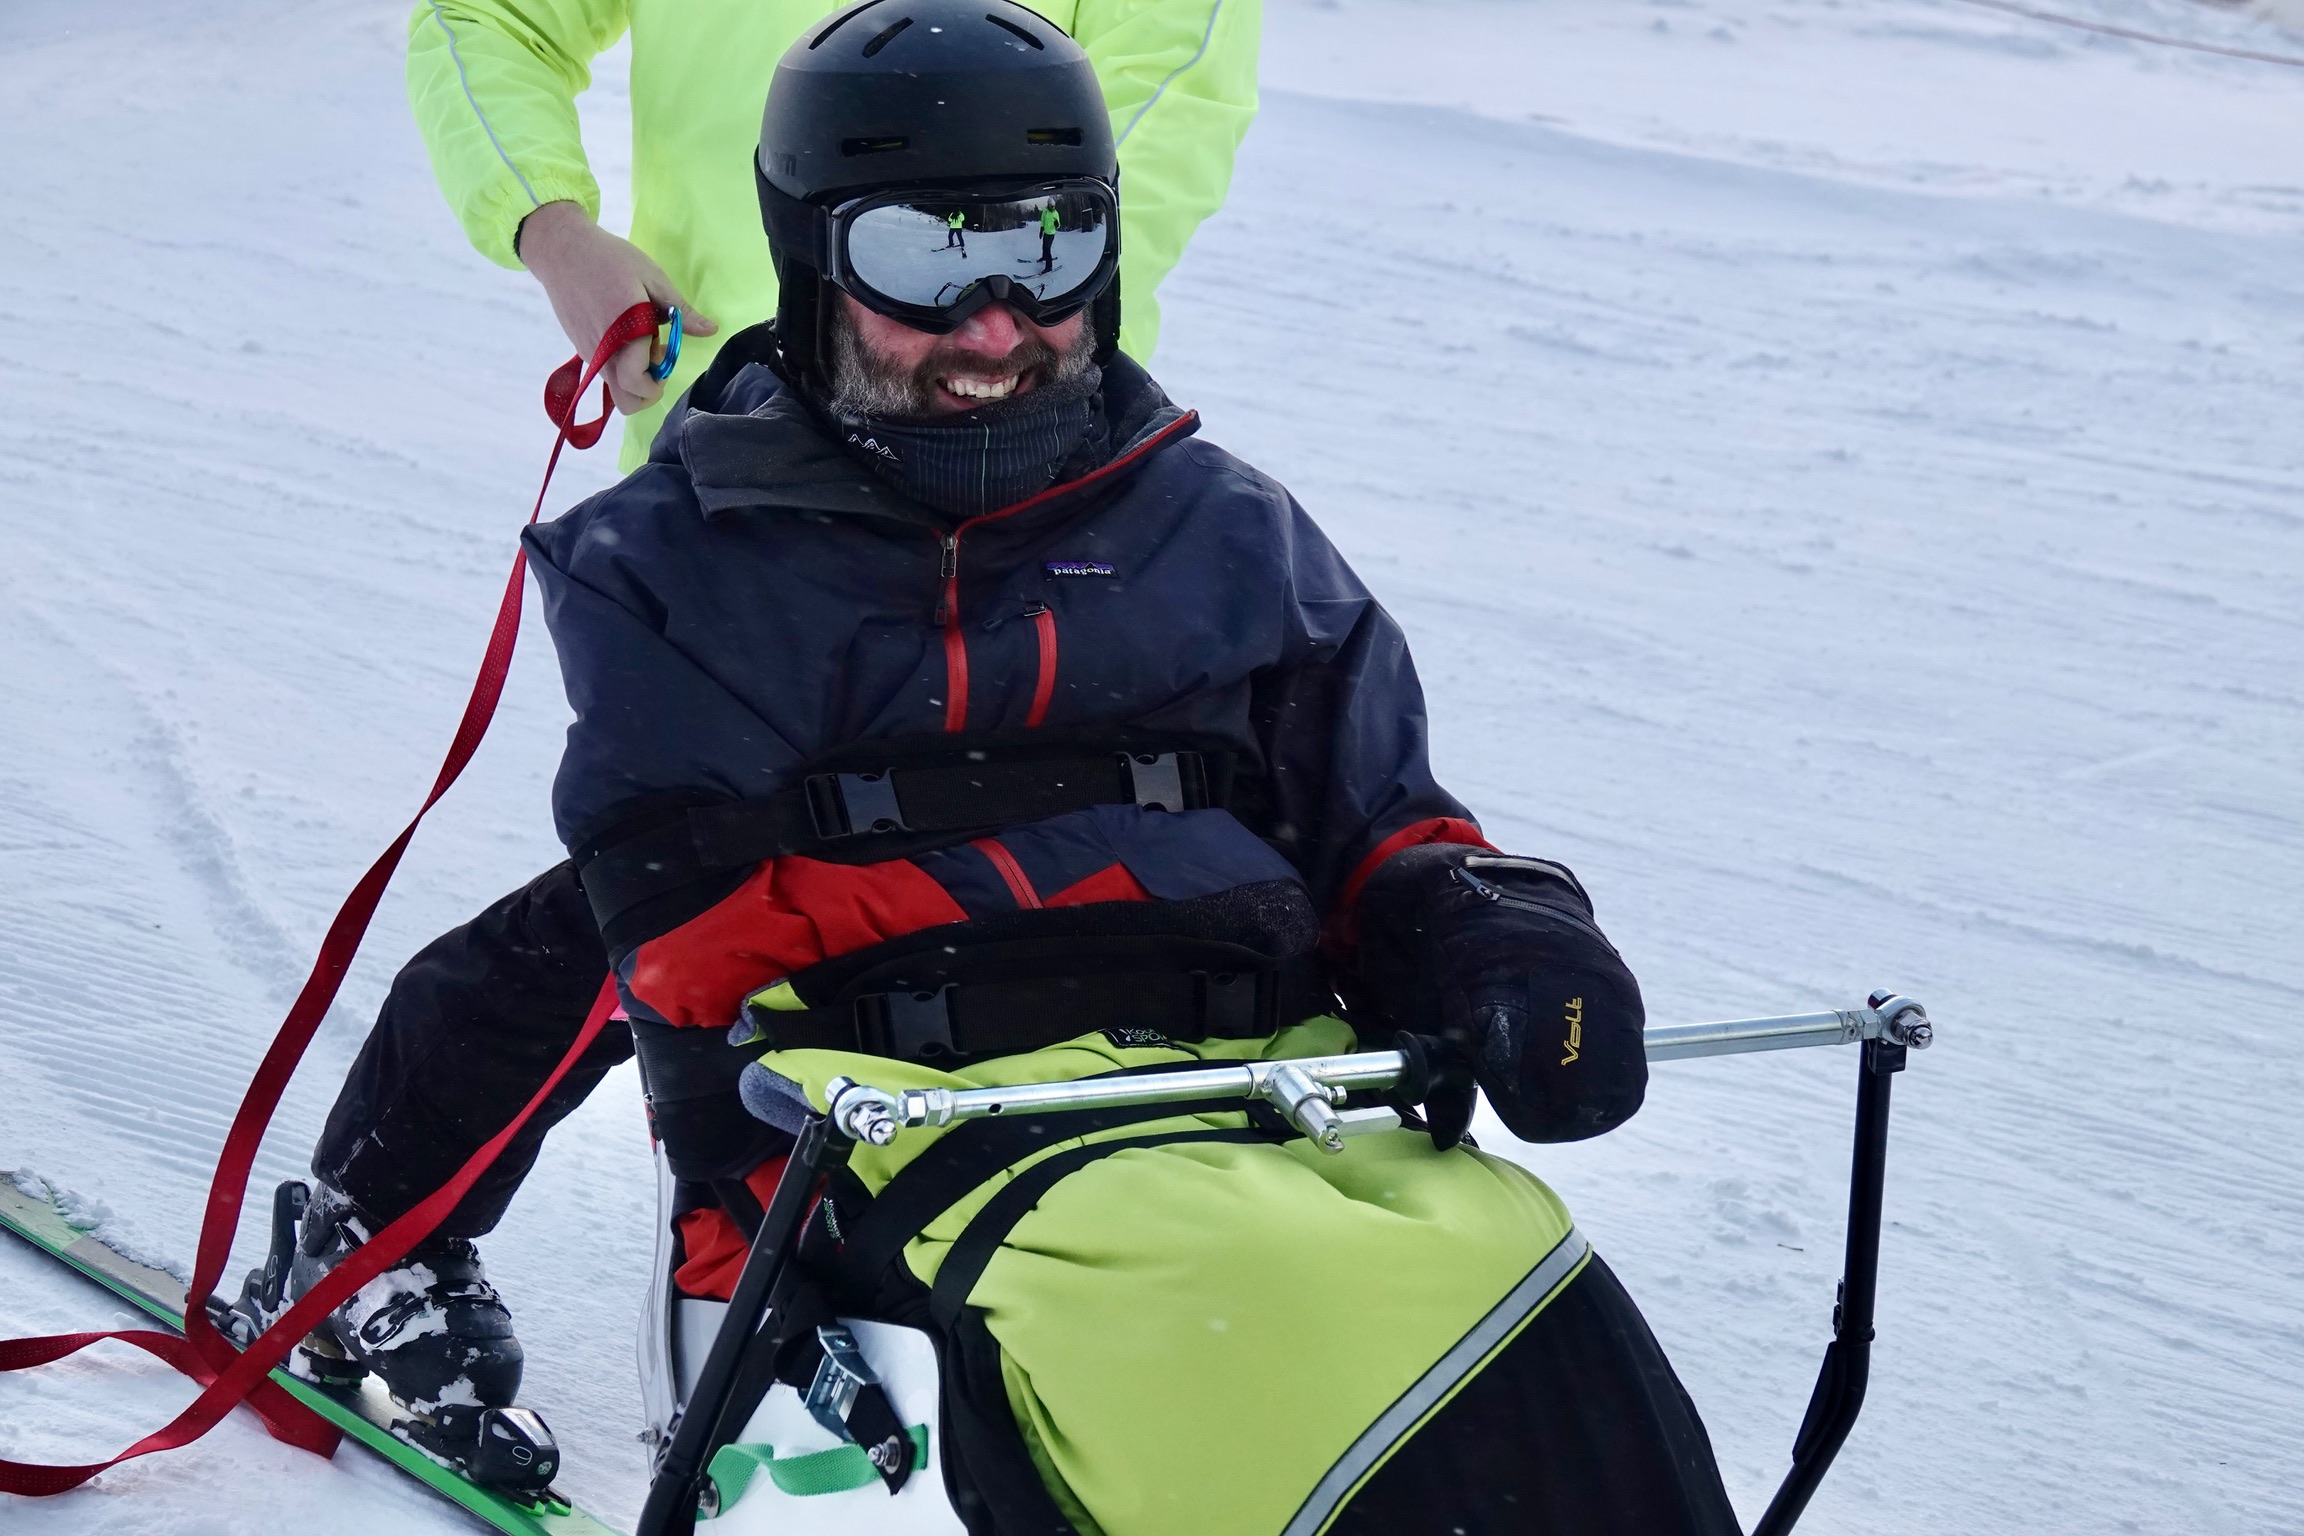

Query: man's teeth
[943,374,1019,401]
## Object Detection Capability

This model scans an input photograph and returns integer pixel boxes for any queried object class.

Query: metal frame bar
[636,1115,850,1536]
[825,995,1933,1152]
[636,993,1933,1536]
[1645,997,1931,1061]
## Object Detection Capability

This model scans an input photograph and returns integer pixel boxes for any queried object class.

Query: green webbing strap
[702,1424,930,1512]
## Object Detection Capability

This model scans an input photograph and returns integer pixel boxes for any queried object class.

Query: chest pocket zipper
[1024,603,1057,729]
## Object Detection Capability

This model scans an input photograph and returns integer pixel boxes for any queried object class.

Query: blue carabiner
[647,306,684,382]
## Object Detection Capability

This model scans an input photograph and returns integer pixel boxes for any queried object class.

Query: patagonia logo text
[1560,996,1584,1067]
[1046,560,1116,578]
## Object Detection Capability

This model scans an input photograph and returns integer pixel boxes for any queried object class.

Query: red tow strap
[0,302,663,1498]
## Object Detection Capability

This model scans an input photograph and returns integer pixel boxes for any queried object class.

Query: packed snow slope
[3,0,2299,1529]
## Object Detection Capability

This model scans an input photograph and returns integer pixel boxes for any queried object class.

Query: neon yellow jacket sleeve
[408,0,1258,461]
[407,0,632,270]
[1070,0,1261,361]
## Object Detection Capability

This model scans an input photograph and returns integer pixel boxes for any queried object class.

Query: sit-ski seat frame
[635,991,1935,1536]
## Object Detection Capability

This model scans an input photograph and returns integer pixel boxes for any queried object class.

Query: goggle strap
[758,172,834,271]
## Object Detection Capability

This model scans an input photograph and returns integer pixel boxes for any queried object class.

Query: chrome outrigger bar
[827,991,1934,1153]
[636,991,1933,1536]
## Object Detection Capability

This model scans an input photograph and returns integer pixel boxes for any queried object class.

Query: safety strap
[928,1126,1284,1331]
[0,304,661,1499]
[0,1328,340,1476]
[576,747,1215,941]
[741,957,1307,1063]
[886,1122,1291,1536]
[822,1065,1280,1299]
[705,1424,930,1507]
[700,1117,1290,1520]
[696,1259,914,1499]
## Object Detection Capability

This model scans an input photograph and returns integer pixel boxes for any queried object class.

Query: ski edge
[0,1173,624,1536]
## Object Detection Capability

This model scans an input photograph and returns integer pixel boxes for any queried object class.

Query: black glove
[1345,844,1646,1146]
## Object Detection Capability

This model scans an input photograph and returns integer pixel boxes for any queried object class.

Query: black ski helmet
[754,0,1122,390]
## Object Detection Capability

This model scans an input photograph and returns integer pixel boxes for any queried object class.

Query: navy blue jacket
[524,327,1486,1028]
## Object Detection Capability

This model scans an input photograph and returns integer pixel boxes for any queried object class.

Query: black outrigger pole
[637,992,1933,1536]
[1751,1007,1914,1536]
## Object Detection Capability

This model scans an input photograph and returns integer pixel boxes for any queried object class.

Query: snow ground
[2,0,2299,1530]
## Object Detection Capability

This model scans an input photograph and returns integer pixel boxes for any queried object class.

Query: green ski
[0,1172,623,1536]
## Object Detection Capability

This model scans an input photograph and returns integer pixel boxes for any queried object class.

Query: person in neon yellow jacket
[408,0,1260,469]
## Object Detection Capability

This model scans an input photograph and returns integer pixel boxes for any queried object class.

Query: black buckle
[806,770,909,838]
[856,986,956,1060]
[1123,752,1186,812]
[804,1325,880,1440]
[802,1324,916,1494]
[1197,970,1260,1037]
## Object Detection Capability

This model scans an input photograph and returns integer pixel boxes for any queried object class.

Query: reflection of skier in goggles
[822,180,1118,330]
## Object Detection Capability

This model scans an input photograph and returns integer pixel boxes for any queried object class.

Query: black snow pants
[311,861,628,1238]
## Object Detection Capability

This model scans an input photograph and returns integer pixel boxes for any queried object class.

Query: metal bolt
[1868,992,1934,1050]
[851,1101,899,1146]
[830,1078,903,1145]
[1268,1062,1349,1153]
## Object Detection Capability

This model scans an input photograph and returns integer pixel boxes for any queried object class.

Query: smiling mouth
[939,372,1024,404]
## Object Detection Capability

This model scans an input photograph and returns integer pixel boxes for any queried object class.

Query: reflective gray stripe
[1278,1225,1593,1536]
[1114,0,1224,148]
[425,2,542,210]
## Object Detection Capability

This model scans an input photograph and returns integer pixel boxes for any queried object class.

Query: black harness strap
[578,746,1216,941]
[635,949,1321,1098]
[701,1128,1288,1529]
[632,1020,757,1102]
[750,963,1283,1063]
[824,1061,1270,1296]
[926,1127,1286,1332]
[920,1123,1291,1533]
[631,1022,792,1183]
[943,1310,1081,1536]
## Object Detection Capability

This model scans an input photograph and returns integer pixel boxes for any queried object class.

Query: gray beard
[825,304,1099,423]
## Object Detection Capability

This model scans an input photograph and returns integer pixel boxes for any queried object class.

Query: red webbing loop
[0,1331,338,1470]
[0,980,619,1496]
[0,301,660,1498]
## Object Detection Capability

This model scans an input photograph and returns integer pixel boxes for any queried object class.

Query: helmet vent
[984,12,1047,48]
[841,135,911,156]
[1025,127,1082,146]
[860,16,915,55]
[810,0,889,49]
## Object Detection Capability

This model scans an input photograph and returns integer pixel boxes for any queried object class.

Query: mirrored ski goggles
[826,180,1119,333]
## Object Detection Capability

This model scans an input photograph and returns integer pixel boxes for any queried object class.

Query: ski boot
[226,1179,561,1500]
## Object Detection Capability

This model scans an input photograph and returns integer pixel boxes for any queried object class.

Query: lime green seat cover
[763,1019,1583,1536]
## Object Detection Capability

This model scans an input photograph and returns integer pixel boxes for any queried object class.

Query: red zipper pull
[934,533,959,626]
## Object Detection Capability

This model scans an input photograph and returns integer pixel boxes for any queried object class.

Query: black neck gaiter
[831,368,1104,520]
